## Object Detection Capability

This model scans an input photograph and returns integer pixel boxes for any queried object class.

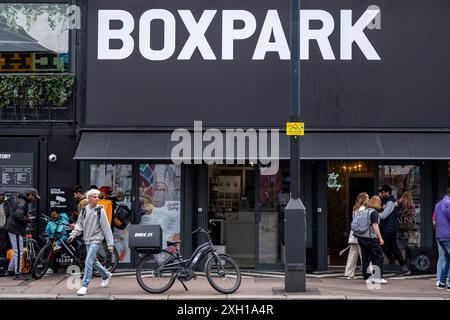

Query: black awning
[74,131,450,161]
[74,132,174,160]
[293,132,450,160]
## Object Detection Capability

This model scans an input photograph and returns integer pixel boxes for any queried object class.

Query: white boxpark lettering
[300,10,335,60]
[222,10,257,60]
[253,10,290,60]
[178,10,217,60]
[97,9,381,61]
[139,9,176,61]
[98,10,134,60]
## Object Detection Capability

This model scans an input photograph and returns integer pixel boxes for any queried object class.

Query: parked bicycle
[32,214,119,279]
[22,209,41,274]
[135,221,241,294]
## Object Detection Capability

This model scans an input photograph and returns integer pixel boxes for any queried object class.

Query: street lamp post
[285,0,306,292]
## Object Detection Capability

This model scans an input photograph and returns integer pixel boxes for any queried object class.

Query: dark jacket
[0,197,14,230]
[380,196,398,235]
[6,193,31,235]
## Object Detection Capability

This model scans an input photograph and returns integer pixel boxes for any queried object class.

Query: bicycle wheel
[206,254,241,294]
[93,243,119,277]
[136,254,176,294]
[32,243,53,279]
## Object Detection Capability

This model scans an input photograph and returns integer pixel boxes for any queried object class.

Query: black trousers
[358,237,384,280]
[0,229,10,258]
[381,232,406,266]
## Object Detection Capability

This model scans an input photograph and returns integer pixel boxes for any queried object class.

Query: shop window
[378,165,421,251]
[139,164,181,251]
[90,164,133,263]
[0,3,70,73]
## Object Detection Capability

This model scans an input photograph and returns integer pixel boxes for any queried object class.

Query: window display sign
[0,153,33,193]
[139,164,181,248]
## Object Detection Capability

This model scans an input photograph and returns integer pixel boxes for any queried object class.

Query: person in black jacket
[0,189,13,276]
[379,185,411,276]
[6,188,40,280]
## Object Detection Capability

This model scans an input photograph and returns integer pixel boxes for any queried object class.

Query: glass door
[256,165,289,269]
[138,164,181,252]
[90,163,133,265]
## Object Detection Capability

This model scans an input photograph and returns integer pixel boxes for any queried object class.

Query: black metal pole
[290,0,300,199]
[285,0,306,292]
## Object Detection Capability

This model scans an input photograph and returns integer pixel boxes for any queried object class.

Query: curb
[0,294,448,300]
[0,294,58,300]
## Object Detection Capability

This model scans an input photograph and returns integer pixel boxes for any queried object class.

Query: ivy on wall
[0,75,75,108]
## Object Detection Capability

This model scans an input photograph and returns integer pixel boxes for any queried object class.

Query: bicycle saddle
[166,240,181,246]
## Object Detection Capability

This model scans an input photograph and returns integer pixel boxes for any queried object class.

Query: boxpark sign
[85,0,450,129]
[97,8,380,61]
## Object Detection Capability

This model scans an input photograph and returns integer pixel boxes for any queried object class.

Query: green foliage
[0,75,75,108]
[0,3,68,31]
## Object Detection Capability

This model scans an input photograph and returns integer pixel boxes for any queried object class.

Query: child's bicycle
[32,214,119,279]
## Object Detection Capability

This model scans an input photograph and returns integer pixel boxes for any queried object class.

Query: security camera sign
[49,188,68,210]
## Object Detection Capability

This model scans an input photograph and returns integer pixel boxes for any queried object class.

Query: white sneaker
[373,278,388,284]
[365,277,374,284]
[101,272,112,288]
[77,286,88,296]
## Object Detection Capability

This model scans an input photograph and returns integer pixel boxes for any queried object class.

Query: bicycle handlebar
[191,220,219,234]
[40,214,71,228]
[192,227,210,235]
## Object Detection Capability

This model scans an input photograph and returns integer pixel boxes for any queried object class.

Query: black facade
[1,0,450,272]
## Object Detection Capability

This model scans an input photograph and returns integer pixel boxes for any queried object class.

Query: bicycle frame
[150,228,225,277]
[135,222,241,294]
[24,224,39,265]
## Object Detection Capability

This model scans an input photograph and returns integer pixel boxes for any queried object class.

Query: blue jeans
[82,243,110,288]
[8,233,23,274]
[438,240,450,285]
[437,240,445,282]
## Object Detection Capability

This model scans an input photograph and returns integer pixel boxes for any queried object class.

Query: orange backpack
[97,199,113,225]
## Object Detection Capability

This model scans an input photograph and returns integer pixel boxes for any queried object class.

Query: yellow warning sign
[286,122,305,136]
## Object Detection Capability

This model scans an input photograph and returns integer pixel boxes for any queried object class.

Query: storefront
[70,0,450,272]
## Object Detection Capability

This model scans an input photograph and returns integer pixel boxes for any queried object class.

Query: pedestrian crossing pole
[285,0,306,292]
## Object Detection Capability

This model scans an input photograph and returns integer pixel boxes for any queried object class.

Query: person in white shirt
[344,192,369,279]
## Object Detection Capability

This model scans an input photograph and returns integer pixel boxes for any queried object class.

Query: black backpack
[112,204,131,230]
[81,205,104,223]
